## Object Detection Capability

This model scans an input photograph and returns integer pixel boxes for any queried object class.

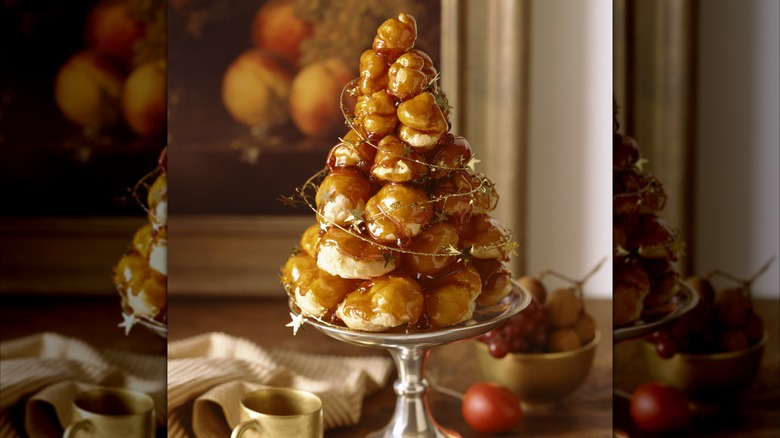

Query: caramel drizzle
[292,168,515,259]
[339,77,477,173]
[282,72,518,260]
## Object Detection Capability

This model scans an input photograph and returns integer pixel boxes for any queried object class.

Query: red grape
[488,338,509,359]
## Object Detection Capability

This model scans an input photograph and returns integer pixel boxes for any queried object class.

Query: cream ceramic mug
[231,388,324,438]
[63,387,154,438]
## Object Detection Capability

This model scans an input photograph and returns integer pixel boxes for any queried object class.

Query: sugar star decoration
[278,195,299,208]
[446,244,473,262]
[434,211,448,223]
[466,156,481,172]
[286,312,306,336]
[346,205,366,227]
[382,251,395,267]
[634,156,649,172]
[319,189,334,205]
[118,313,138,336]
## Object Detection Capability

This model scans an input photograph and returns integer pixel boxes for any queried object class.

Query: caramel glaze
[326,130,377,174]
[358,49,390,95]
[285,13,521,334]
[400,222,459,276]
[338,273,425,329]
[371,135,428,183]
[636,215,680,260]
[425,134,473,179]
[316,168,373,207]
[387,50,437,102]
[613,168,667,216]
[462,214,511,261]
[372,13,417,62]
[365,183,433,247]
[299,223,322,258]
[641,258,681,308]
[318,227,391,263]
[302,257,511,333]
[282,254,359,312]
[306,149,507,331]
[114,252,167,323]
[471,258,513,306]
[420,264,482,328]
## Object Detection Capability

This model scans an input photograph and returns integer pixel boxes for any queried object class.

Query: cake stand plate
[291,284,531,438]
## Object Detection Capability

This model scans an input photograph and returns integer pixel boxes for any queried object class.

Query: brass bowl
[474,331,600,406]
[642,331,767,403]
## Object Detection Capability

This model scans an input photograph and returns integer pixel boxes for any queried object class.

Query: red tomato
[630,382,691,433]
[462,382,522,434]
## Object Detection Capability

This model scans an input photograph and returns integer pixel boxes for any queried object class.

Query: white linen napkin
[167,332,393,438]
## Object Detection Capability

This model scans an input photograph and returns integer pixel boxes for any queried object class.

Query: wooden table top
[166,296,614,438]
[2,295,778,437]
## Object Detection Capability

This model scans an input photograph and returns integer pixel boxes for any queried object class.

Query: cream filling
[317,245,394,279]
[148,239,167,276]
[321,196,356,226]
[336,302,406,332]
[125,285,158,319]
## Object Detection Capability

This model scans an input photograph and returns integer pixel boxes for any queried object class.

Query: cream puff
[326,129,377,173]
[354,90,397,141]
[114,252,166,323]
[131,223,153,259]
[148,226,167,277]
[397,92,448,150]
[427,134,473,179]
[463,214,512,260]
[372,13,417,61]
[282,254,359,318]
[316,227,396,279]
[336,273,424,331]
[365,183,432,245]
[371,135,427,183]
[299,223,321,258]
[401,222,459,276]
[471,258,513,306]
[641,258,681,309]
[423,264,482,327]
[147,172,167,231]
[387,50,436,102]
[636,215,682,260]
[316,169,373,228]
[358,49,389,96]
[613,260,650,326]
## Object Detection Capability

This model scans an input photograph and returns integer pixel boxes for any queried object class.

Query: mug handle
[231,419,261,438]
[63,419,91,438]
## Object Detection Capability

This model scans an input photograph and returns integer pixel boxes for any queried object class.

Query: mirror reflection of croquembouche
[612,101,685,328]
[280,13,519,333]
[114,148,168,335]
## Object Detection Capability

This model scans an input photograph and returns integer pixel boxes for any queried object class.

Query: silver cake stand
[291,284,531,438]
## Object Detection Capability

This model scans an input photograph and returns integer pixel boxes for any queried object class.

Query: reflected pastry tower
[281,14,517,332]
[114,148,168,328]
[613,104,685,326]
